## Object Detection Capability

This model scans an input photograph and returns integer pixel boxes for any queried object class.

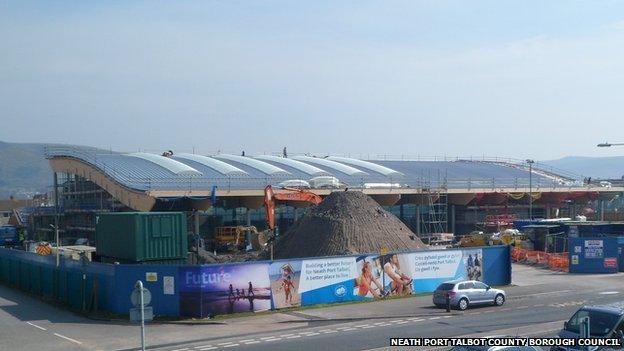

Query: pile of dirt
[273,191,426,259]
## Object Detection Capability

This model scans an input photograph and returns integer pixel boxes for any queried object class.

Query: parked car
[433,280,506,311]
[555,302,624,350]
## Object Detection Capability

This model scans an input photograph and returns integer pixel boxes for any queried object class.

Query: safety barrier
[511,247,568,272]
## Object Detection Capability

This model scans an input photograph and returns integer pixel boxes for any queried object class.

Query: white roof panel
[127,153,202,176]
[214,154,290,175]
[175,153,248,175]
[328,156,403,176]
[292,156,367,176]
[254,155,326,175]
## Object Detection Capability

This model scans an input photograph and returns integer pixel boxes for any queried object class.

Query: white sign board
[163,276,174,295]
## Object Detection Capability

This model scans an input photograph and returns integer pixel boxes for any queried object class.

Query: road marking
[222,344,239,348]
[512,290,573,299]
[429,316,441,320]
[600,291,620,295]
[243,341,260,345]
[26,322,47,331]
[194,345,212,349]
[395,321,409,324]
[534,304,545,307]
[362,325,375,329]
[516,306,529,309]
[218,342,235,346]
[286,335,301,339]
[261,336,278,340]
[280,333,296,337]
[197,347,217,351]
[354,325,368,328]
[322,330,338,333]
[239,339,255,343]
[408,318,424,321]
[263,337,282,341]
[170,348,189,351]
[53,333,82,345]
[304,332,320,336]
[341,327,357,331]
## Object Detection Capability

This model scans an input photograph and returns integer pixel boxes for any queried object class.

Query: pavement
[3,263,624,351]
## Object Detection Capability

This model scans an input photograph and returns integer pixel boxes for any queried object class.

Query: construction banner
[298,256,358,306]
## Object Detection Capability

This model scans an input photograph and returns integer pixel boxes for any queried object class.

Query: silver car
[432,280,506,311]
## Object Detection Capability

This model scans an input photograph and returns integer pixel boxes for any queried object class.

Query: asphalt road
[2,264,624,351]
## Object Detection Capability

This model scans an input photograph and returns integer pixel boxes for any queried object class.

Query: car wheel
[458,298,469,311]
[495,294,505,306]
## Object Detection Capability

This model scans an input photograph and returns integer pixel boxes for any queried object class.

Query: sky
[2,0,624,160]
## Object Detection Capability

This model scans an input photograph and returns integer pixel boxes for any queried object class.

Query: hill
[541,156,624,179]
[0,141,51,199]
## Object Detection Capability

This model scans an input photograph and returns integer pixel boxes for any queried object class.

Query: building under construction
[28,145,623,244]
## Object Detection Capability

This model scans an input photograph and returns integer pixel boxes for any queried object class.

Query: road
[2,264,624,351]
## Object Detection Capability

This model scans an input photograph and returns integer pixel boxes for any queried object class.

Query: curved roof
[44,146,580,193]
[127,153,202,176]
[328,156,403,176]
[174,153,247,175]
[213,154,289,175]
[254,155,326,175]
[292,156,368,176]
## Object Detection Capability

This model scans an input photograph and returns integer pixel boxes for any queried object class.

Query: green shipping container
[95,212,188,262]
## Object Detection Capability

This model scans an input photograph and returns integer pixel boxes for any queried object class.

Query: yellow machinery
[459,229,524,247]
[214,226,265,251]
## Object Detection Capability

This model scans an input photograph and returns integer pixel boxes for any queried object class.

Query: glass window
[463,282,474,289]
[458,283,467,290]
[474,282,488,289]
[566,309,620,337]
[436,283,455,291]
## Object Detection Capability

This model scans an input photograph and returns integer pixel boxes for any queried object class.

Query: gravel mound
[274,191,426,259]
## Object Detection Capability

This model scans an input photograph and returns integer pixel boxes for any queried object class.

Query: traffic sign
[131,286,151,307]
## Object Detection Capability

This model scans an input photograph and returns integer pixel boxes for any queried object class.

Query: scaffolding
[420,190,448,234]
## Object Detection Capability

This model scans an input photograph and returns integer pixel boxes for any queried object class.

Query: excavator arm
[263,185,322,230]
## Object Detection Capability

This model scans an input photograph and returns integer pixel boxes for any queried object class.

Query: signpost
[130,280,152,351]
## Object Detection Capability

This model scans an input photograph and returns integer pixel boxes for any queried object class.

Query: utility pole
[53,172,60,267]
[526,159,535,220]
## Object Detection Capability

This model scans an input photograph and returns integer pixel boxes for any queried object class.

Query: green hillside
[0,141,51,199]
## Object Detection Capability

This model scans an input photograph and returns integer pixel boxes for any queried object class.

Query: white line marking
[354,325,368,328]
[170,348,190,351]
[218,342,236,346]
[374,322,386,325]
[512,290,573,299]
[408,318,424,321]
[194,346,212,349]
[600,291,620,295]
[222,345,239,348]
[441,315,453,318]
[261,336,278,340]
[429,316,441,320]
[53,333,82,345]
[239,339,255,343]
[263,337,282,341]
[280,333,296,337]
[286,335,301,339]
[26,322,47,331]
[395,321,409,324]
[304,332,320,336]
[341,327,357,331]
[516,306,529,309]
[323,330,338,333]
[197,347,216,351]
[362,325,375,329]
[244,341,260,345]
[318,329,332,332]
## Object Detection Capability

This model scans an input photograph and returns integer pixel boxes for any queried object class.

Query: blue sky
[2,1,624,159]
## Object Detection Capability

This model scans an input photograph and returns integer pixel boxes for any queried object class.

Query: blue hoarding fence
[0,245,512,318]
[568,237,619,274]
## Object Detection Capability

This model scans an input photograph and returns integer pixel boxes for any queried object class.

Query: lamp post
[526,159,535,220]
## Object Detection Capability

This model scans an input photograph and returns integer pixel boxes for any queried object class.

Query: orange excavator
[263,185,323,233]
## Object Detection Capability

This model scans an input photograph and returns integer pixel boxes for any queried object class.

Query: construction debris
[273,191,426,259]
